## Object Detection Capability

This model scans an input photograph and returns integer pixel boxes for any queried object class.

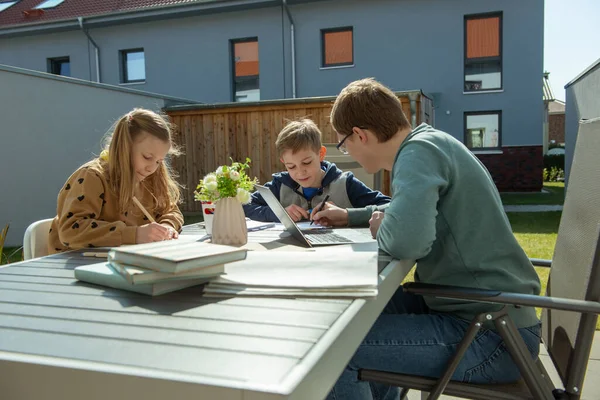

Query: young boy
[313,79,542,400]
[243,119,390,222]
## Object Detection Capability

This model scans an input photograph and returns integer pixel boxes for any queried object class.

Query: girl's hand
[161,223,179,239]
[285,204,309,222]
[136,223,173,243]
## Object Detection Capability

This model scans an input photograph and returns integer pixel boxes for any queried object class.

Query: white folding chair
[23,218,54,260]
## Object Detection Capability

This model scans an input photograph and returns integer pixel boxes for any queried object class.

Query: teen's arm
[55,168,137,249]
[347,204,390,227]
[377,141,450,260]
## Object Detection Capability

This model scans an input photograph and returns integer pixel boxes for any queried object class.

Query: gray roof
[565,57,600,88]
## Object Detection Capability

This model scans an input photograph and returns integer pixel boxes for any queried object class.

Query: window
[120,49,145,83]
[232,38,259,102]
[34,0,65,9]
[0,1,18,12]
[464,13,502,92]
[321,27,353,68]
[47,56,70,76]
[464,111,501,149]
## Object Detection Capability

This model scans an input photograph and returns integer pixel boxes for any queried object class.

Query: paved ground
[406,332,600,399]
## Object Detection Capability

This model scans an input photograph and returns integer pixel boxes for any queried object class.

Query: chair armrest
[529,258,552,268]
[403,282,600,314]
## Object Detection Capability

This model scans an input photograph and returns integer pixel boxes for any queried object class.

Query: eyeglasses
[336,127,367,155]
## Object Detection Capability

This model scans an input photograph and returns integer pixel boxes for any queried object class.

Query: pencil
[310,194,330,226]
[132,196,156,223]
[82,252,109,258]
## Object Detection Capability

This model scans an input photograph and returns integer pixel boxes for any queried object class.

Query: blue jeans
[326,287,542,400]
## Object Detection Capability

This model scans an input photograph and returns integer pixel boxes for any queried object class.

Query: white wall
[565,60,600,185]
[0,65,194,246]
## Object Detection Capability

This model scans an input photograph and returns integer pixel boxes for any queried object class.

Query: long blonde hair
[95,108,182,214]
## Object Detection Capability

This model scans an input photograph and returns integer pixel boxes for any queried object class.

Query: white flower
[236,188,251,204]
[203,173,217,185]
[230,170,240,181]
[216,166,224,176]
[205,181,218,191]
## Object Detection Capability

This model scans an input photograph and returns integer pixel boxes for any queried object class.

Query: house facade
[0,0,545,191]
[548,100,565,145]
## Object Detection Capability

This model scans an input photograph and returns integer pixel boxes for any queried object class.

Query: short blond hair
[331,78,411,142]
[276,119,322,155]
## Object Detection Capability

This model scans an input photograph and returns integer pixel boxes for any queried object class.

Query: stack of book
[202,249,379,299]
[74,239,248,296]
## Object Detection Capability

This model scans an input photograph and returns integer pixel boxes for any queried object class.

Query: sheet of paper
[215,250,378,289]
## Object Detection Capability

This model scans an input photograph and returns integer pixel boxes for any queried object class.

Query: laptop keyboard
[305,230,351,244]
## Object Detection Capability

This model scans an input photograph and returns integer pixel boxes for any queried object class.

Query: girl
[48,108,184,254]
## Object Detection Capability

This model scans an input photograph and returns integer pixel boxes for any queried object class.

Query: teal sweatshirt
[354,124,541,328]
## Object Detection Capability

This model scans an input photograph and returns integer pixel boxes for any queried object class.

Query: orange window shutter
[235,41,259,77]
[325,30,353,65]
[466,17,499,59]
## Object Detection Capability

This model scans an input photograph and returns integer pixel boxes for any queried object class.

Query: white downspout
[282,0,296,98]
[78,17,100,83]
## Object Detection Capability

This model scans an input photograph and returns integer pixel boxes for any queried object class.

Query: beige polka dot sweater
[48,162,184,254]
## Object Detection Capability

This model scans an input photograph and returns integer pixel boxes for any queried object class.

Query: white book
[110,261,225,285]
[74,262,208,296]
[108,240,247,274]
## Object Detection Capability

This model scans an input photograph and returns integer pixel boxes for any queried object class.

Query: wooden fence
[165,91,432,213]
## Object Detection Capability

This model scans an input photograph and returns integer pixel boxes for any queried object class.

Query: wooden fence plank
[165,94,423,211]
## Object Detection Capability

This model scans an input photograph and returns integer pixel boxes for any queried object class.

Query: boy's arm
[344,172,391,227]
[377,141,450,261]
[345,171,392,207]
[243,180,281,222]
[55,168,137,249]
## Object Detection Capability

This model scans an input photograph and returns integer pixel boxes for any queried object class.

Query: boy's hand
[311,202,348,227]
[136,222,174,243]
[285,204,309,222]
[369,211,385,238]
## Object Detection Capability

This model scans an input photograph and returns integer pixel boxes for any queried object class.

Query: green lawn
[500,182,565,205]
[1,247,23,265]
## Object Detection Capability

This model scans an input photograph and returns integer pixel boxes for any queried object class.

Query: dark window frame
[464,110,502,150]
[47,56,70,76]
[120,48,145,84]
[464,12,503,92]
[230,37,259,102]
[321,26,354,68]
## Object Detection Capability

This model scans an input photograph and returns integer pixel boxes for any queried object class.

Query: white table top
[0,224,414,400]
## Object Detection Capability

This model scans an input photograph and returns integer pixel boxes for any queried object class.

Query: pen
[310,194,330,226]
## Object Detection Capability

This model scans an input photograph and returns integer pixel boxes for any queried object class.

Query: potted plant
[194,158,257,245]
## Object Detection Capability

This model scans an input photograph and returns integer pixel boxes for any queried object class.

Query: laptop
[254,184,375,247]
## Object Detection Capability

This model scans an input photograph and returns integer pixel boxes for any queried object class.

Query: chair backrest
[542,117,600,389]
[23,218,54,260]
